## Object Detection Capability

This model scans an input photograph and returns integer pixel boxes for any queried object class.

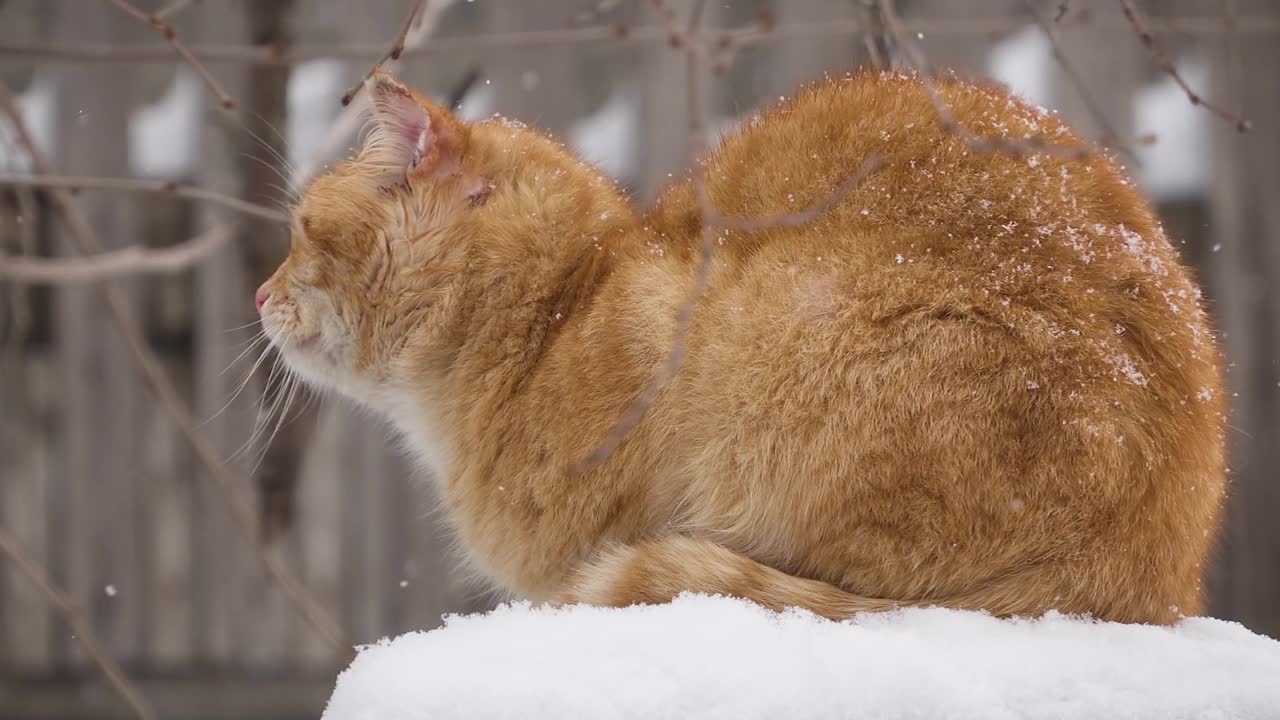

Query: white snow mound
[322,593,1280,720]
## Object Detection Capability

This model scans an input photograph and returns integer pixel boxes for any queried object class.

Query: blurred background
[0,0,1277,717]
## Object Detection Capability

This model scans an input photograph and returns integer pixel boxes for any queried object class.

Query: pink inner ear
[367,81,434,175]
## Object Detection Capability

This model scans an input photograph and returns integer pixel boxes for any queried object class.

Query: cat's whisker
[264,182,299,209]
[238,153,300,204]
[220,331,270,375]
[228,355,290,462]
[248,110,296,169]
[284,375,319,421]
[240,113,296,172]
[240,120,299,183]
[224,318,264,334]
[249,371,303,476]
[201,342,277,429]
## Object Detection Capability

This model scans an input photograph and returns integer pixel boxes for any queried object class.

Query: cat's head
[256,71,608,400]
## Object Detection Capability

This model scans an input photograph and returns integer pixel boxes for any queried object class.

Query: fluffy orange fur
[259,70,1225,624]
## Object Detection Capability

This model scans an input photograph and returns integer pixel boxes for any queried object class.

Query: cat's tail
[559,536,900,620]
[559,535,1051,621]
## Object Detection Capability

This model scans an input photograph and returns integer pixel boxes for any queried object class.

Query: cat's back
[644,71,1225,620]
[658,70,1221,413]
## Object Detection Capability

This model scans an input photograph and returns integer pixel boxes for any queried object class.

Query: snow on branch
[322,594,1280,720]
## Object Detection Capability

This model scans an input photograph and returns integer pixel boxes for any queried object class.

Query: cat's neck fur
[387,178,677,496]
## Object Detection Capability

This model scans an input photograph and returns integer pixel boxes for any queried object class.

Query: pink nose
[255,284,271,311]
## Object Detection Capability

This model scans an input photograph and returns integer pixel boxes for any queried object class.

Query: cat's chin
[263,329,350,396]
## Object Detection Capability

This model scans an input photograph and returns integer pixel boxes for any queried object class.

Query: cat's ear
[363,71,468,183]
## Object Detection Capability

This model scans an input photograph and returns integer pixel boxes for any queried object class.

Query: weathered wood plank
[137,371,195,668]
[47,0,142,669]
[0,350,54,672]
[295,403,347,670]
[1205,17,1280,639]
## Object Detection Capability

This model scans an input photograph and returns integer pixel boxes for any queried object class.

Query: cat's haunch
[259,70,1225,624]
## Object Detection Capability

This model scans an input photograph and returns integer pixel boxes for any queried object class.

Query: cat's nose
[255,283,272,311]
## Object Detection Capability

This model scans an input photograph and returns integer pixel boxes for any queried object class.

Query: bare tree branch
[341,0,429,106]
[3,15,1277,66]
[0,527,157,720]
[292,0,454,190]
[152,0,197,22]
[1221,0,1245,121]
[877,0,1091,159]
[0,85,350,657]
[572,0,883,474]
[0,225,232,284]
[107,0,237,110]
[716,156,884,233]
[569,0,625,27]
[571,0,713,474]
[1120,0,1251,132]
[1021,0,1140,162]
[0,174,288,224]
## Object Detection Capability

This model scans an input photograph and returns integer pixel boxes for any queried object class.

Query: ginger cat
[259,70,1226,624]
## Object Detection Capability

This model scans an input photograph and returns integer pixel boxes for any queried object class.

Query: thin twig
[570,0,624,27]
[1221,0,1245,122]
[0,225,232,284]
[877,0,1090,159]
[107,0,237,110]
[342,0,428,106]
[2,186,39,342]
[1021,0,1139,162]
[0,174,288,224]
[716,156,884,232]
[0,527,157,720]
[572,0,881,473]
[152,0,197,21]
[1119,0,1251,132]
[572,0,714,473]
[293,0,454,190]
[709,9,775,74]
[0,85,350,657]
[445,67,483,110]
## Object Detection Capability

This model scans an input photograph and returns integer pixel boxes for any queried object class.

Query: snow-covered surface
[323,593,1280,720]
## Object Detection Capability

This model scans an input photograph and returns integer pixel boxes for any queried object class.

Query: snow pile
[322,593,1280,720]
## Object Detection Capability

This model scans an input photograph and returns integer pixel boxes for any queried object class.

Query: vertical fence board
[0,350,53,673]
[1206,24,1280,640]
[296,403,346,670]
[47,1,141,669]
[139,367,195,668]
[640,3,706,201]
[338,409,371,643]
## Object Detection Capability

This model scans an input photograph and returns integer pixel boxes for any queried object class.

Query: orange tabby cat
[259,70,1225,624]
